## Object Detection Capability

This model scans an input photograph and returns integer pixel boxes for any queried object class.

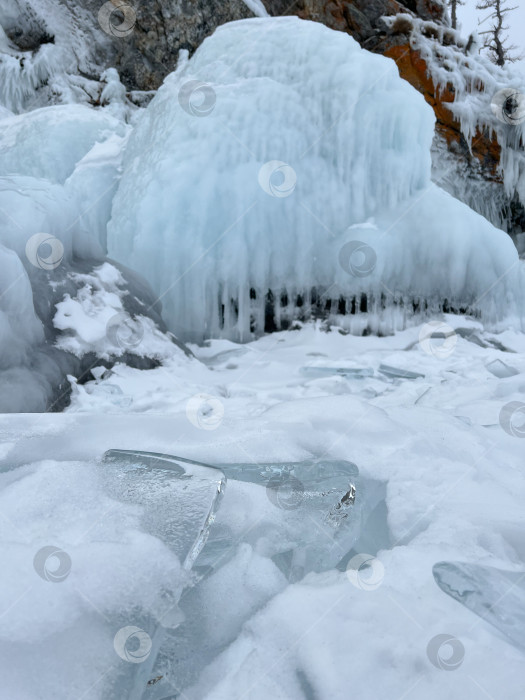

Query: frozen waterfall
[107,17,524,343]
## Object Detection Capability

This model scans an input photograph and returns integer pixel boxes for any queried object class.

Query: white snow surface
[53,263,179,362]
[108,17,525,342]
[1,318,525,698]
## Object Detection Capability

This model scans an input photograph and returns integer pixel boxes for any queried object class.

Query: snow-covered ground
[2,10,525,700]
[1,317,525,699]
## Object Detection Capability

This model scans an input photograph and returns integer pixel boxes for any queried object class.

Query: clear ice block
[195,459,367,581]
[378,364,425,380]
[433,561,525,651]
[100,450,227,700]
[300,366,374,379]
[102,450,226,571]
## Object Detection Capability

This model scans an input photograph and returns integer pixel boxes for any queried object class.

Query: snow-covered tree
[476,0,520,66]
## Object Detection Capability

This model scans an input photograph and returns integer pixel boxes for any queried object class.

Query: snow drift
[108,17,525,343]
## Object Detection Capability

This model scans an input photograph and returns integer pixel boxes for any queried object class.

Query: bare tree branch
[475,0,520,66]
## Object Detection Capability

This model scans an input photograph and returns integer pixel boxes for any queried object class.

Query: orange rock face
[384,44,502,181]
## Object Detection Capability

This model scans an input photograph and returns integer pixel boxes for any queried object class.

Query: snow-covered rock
[0,102,189,412]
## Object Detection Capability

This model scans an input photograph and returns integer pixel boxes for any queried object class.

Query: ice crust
[108,17,525,342]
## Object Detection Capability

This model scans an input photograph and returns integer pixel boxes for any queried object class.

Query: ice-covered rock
[108,17,524,342]
[380,13,525,239]
[0,102,189,412]
[0,0,256,111]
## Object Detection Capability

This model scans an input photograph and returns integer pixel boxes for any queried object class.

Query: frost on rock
[0,0,114,112]
[381,13,525,237]
[108,17,525,343]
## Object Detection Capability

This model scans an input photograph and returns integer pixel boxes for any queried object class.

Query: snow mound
[108,17,524,343]
[0,458,185,699]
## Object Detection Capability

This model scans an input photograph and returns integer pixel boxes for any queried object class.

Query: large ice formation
[0,100,187,412]
[108,17,525,343]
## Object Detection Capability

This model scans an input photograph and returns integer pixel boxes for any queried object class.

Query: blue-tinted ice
[101,450,226,700]
[433,561,525,652]
[485,359,519,378]
[101,451,388,697]
[379,364,425,380]
[103,450,226,571]
[300,366,374,379]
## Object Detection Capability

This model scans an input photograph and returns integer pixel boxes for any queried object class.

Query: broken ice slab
[195,459,388,582]
[486,359,519,379]
[300,366,374,379]
[102,450,226,571]
[101,451,227,700]
[433,561,525,652]
[455,327,512,352]
[378,364,425,380]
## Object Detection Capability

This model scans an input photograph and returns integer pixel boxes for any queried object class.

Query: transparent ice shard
[455,328,512,352]
[100,450,227,700]
[378,364,425,380]
[102,450,226,570]
[300,366,374,379]
[485,359,519,379]
[433,561,525,652]
[195,459,388,582]
[111,453,389,694]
